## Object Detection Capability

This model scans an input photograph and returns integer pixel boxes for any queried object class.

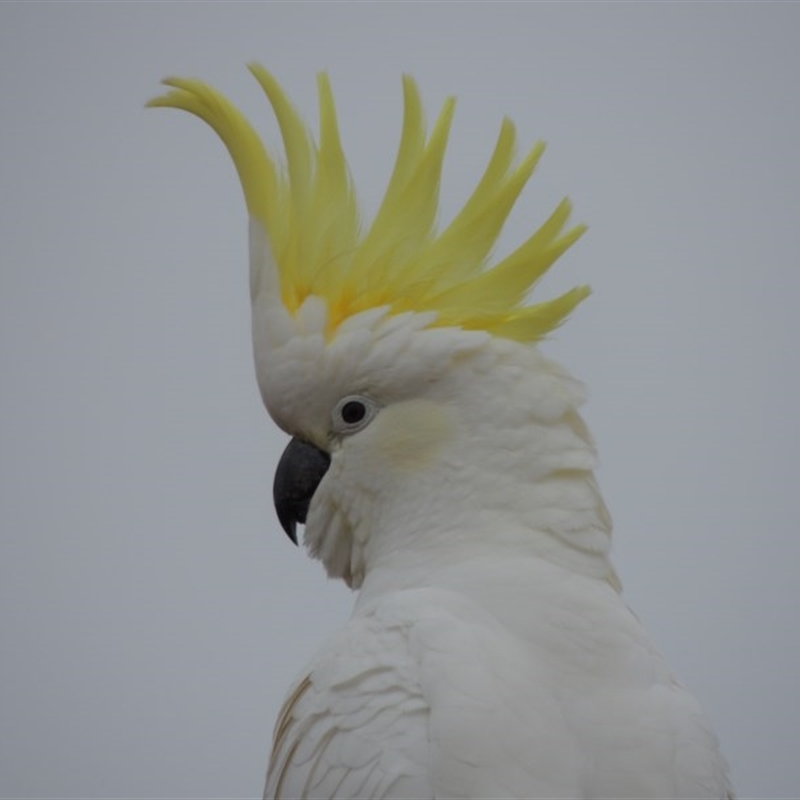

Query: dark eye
[341,400,366,425]
[332,394,378,434]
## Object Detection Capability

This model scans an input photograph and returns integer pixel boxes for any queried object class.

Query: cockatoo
[149,67,733,800]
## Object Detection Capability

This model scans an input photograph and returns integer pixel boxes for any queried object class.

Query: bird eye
[332,395,378,434]
[341,400,366,425]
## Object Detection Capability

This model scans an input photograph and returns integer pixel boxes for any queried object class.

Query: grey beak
[273,437,331,544]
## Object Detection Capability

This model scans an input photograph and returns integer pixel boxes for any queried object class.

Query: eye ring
[332,394,379,435]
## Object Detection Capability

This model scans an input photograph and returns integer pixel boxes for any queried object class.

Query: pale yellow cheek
[372,400,456,471]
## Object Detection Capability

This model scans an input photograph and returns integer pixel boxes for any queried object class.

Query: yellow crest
[148,65,589,341]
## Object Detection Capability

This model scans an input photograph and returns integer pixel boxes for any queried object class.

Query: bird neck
[355,407,620,598]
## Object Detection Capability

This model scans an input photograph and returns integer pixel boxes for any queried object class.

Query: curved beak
[273,437,331,544]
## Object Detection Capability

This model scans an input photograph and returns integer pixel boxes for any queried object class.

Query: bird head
[149,67,613,589]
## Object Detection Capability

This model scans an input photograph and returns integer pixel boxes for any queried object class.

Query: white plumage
[260,281,732,799]
[150,68,734,800]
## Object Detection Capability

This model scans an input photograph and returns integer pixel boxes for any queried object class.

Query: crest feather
[148,67,589,341]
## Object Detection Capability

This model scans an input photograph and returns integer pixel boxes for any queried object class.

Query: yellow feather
[307,73,360,313]
[248,65,312,215]
[489,286,591,341]
[148,68,589,343]
[146,77,280,237]
[416,140,547,300]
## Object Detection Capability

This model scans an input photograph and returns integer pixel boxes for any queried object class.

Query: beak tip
[279,516,299,546]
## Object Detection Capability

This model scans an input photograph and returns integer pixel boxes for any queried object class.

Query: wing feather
[265,578,733,799]
[264,614,432,800]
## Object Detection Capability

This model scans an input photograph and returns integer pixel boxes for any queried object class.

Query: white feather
[262,318,732,799]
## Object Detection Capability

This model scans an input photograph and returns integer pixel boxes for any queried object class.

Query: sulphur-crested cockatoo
[149,67,733,800]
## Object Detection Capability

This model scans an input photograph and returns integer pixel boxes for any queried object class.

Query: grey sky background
[1,3,798,798]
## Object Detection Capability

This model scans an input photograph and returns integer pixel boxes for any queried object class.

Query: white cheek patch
[372,400,456,471]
